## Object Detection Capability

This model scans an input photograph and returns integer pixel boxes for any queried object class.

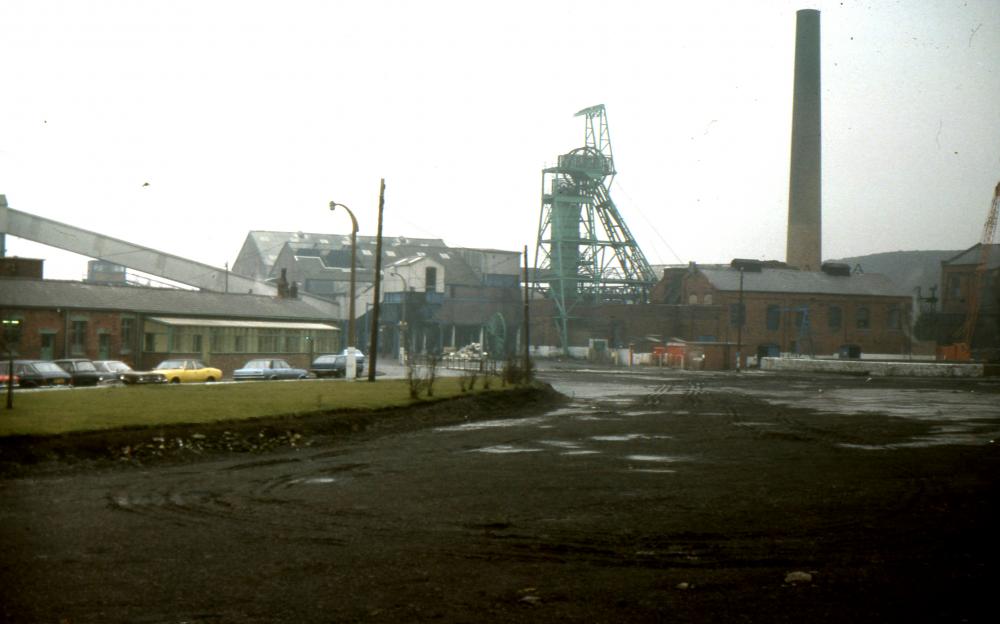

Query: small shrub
[503,354,534,386]
[425,356,438,398]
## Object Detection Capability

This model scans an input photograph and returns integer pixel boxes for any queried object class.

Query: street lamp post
[329,201,358,349]
[3,318,21,410]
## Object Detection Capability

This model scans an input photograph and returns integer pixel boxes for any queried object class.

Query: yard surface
[1,366,998,622]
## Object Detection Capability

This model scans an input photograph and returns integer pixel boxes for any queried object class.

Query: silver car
[233,359,309,381]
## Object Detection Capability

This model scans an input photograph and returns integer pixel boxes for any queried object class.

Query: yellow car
[153,359,223,384]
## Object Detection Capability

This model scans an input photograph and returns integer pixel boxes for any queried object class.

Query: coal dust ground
[1,367,998,623]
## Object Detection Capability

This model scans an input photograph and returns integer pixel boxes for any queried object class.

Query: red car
[0,361,19,386]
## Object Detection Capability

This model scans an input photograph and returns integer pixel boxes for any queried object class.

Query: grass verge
[0,377,508,437]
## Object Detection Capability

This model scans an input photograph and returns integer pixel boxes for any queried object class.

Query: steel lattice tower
[534,104,656,353]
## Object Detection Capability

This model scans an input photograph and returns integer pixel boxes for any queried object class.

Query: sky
[1,0,998,281]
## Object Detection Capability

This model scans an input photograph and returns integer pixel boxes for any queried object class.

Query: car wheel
[205,376,215,382]
[170,377,181,384]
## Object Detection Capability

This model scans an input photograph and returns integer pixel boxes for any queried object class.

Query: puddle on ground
[572,414,621,422]
[561,450,601,456]
[624,454,685,463]
[436,416,550,432]
[733,387,1000,422]
[538,440,582,449]
[542,406,594,418]
[590,433,671,442]
[298,477,339,485]
[628,468,677,474]
[840,431,1000,450]
[468,445,544,454]
[551,382,642,400]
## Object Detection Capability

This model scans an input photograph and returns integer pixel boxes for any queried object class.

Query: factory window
[314,333,337,353]
[856,307,871,330]
[144,332,156,352]
[210,328,224,352]
[794,307,809,328]
[258,329,280,353]
[828,306,842,330]
[688,294,698,305]
[191,334,203,353]
[729,303,745,327]
[234,330,247,353]
[120,318,135,352]
[70,320,88,355]
[766,305,781,330]
[704,294,713,305]
[887,306,902,330]
[425,267,437,292]
[948,275,961,300]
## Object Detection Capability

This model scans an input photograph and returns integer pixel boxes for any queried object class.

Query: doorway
[40,332,56,360]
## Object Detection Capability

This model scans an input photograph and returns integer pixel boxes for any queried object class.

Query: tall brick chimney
[786,8,822,271]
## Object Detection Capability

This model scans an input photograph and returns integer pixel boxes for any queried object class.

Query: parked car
[153,359,223,383]
[0,362,20,386]
[310,350,366,378]
[9,360,72,387]
[93,360,168,385]
[54,358,117,386]
[233,358,309,381]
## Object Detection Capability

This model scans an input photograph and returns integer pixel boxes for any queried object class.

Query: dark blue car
[11,360,72,388]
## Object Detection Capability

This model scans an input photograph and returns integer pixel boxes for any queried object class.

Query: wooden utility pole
[367,179,386,382]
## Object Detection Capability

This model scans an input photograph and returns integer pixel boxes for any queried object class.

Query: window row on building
[728,303,904,331]
[141,318,338,355]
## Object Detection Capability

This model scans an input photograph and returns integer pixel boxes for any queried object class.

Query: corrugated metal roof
[0,278,340,321]
[942,243,1000,269]
[697,267,908,297]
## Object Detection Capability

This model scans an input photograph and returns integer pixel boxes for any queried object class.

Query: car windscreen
[313,356,337,364]
[34,362,65,373]
[75,362,98,372]
[244,360,270,369]
[105,361,131,372]
[155,361,185,369]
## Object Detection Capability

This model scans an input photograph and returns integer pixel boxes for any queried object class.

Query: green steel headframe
[533,104,657,353]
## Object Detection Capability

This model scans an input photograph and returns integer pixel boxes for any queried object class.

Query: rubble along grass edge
[0,377,514,437]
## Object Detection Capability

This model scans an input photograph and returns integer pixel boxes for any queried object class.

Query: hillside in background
[830,249,964,296]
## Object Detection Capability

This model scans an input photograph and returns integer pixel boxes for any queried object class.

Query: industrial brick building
[672,261,913,361]
[529,260,913,368]
[936,243,1000,358]
[0,278,339,375]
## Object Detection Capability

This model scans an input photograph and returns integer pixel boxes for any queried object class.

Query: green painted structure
[534,105,656,353]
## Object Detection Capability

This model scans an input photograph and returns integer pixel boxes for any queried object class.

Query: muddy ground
[1,369,999,623]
